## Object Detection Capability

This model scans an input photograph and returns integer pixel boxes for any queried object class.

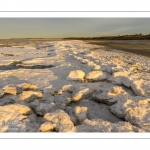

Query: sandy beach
[0,40,150,132]
[85,40,150,57]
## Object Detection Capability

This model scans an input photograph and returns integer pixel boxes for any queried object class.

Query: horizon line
[0,33,150,40]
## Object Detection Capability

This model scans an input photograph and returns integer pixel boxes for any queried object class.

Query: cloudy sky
[0,18,150,38]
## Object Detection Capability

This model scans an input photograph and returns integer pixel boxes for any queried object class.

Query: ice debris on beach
[0,40,150,132]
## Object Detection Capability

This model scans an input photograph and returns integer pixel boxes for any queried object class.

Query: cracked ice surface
[0,40,150,132]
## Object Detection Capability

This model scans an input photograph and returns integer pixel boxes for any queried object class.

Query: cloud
[0,18,150,38]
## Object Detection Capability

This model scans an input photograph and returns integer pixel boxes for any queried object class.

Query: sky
[0,18,150,39]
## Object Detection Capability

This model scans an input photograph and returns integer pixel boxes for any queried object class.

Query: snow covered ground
[0,40,150,132]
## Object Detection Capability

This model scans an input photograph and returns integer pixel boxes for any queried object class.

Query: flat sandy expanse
[85,40,150,57]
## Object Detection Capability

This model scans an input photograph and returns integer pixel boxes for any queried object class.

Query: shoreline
[84,40,150,57]
[1,39,150,58]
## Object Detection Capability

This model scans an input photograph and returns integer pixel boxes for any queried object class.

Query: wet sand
[85,40,150,57]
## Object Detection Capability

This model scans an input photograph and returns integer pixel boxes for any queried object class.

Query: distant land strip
[64,33,150,40]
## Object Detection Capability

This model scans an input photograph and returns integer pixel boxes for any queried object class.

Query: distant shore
[64,34,150,57]
[84,40,150,58]
[0,38,150,58]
